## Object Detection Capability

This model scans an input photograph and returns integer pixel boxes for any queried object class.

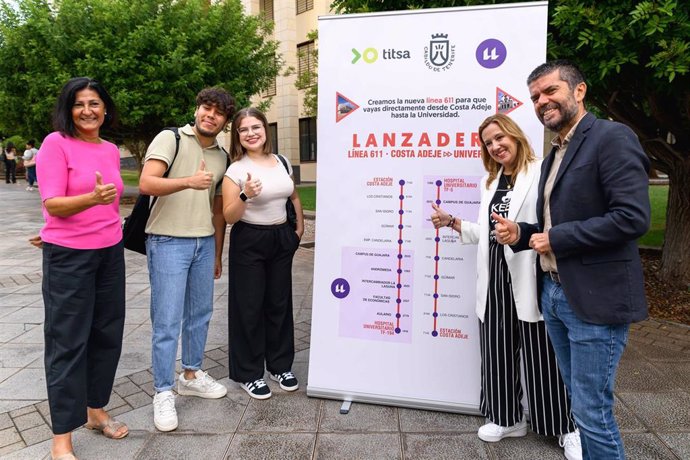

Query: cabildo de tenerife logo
[424,33,455,72]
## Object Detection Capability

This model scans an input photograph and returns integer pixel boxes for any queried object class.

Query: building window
[262,77,276,97]
[260,0,274,22]
[299,117,317,162]
[268,123,278,154]
[296,0,313,15]
[297,41,316,87]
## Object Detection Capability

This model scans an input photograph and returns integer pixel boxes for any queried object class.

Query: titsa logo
[352,47,411,64]
[424,33,455,71]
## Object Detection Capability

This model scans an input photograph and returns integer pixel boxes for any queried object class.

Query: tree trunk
[123,140,147,171]
[660,166,690,288]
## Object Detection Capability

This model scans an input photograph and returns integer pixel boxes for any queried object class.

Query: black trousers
[479,242,575,436]
[42,241,125,434]
[228,221,298,382]
[4,160,16,183]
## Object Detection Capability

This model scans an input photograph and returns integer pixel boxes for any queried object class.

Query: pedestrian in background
[23,139,39,190]
[4,141,17,184]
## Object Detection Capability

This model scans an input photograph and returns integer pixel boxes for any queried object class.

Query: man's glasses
[237,124,264,136]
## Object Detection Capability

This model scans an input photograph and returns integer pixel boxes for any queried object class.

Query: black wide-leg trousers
[228,221,298,383]
[42,241,125,434]
[479,241,575,436]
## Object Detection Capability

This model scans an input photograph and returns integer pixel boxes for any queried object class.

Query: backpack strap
[276,154,291,175]
[149,127,181,209]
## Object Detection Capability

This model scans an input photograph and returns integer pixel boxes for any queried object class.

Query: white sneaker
[153,391,178,432]
[477,418,528,442]
[177,370,227,399]
[559,429,583,460]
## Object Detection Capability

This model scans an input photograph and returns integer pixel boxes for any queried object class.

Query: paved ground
[0,182,689,459]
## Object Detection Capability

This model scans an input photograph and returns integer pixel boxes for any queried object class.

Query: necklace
[502,173,514,189]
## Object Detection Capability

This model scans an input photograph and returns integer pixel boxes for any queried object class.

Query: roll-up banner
[308,2,548,414]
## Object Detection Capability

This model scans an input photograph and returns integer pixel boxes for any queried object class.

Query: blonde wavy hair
[478,114,536,189]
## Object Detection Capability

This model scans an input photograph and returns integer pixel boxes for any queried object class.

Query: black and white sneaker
[241,378,272,400]
[269,371,299,391]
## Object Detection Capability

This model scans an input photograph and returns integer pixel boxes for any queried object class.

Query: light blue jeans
[147,235,215,392]
[541,276,629,460]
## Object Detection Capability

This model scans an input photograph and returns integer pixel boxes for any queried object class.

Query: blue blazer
[515,113,650,325]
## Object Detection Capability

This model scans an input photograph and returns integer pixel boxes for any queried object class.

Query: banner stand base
[307,385,482,416]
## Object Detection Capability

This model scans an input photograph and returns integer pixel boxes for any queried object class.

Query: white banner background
[308,2,548,413]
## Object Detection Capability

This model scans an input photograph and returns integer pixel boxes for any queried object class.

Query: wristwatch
[239,190,248,202]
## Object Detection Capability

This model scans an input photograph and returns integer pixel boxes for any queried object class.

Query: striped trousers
[479,242,576,436]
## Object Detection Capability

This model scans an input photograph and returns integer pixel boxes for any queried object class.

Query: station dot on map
[397,269,402,274]
[435,237,440,242]
[397,283,402,289]
[396,313,401,318]
[432,330,438,337]
[395,328,401,334]
[399,180,405,185]
[399,195,404,200]
[436,199,441,205]
[398,225,404,229]
[396,298,401,304]
[398,239,403,244]
[398,254,403,259]
[433,293,438,299]
[399,210,404,215]
[433,312,438,318]
[434,256,439,261]
[434,274,439,280]
[436,180,442,186]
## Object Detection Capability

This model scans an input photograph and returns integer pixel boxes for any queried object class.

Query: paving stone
[136,433,231,460]
[128,370,153,386]
[319,400,399,432]
[315,433,401,460]
[403,433,490,459]
[19,423,52,446]
[622,432,678,459]
[34,401,50,421]
[0,412,12,430]
[239,392,320,432]
[614,395,646,432]
[12,412,43,431]
[113,379,140,398]
[205,348,227,362]
[104,393,127,411]
[658,433,690,460]
[0,426,22,448]
[227,433,316,459]
[8,406,35,418]
[0,440,25,457]
[615,357,676,392]
[139,381,155,397]
[399,407,481,432]
[617,391,690,430]
[124,391,152,409]
[488,431,564,459]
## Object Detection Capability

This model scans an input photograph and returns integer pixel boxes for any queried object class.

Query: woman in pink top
[37,77,127,460]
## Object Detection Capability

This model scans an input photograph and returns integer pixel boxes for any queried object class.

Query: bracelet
[447,215,455,228]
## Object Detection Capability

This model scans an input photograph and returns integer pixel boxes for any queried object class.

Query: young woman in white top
[222,107,304,399]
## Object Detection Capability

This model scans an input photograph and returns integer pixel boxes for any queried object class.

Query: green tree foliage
[0,0,280,168]
[332,0,690,286]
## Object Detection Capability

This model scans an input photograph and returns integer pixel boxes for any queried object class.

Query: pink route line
[396,182,404,332]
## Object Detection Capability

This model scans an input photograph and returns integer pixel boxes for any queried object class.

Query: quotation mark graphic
[476,39,507,69]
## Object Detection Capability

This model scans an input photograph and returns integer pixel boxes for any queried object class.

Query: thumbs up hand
[188,159,214,190]
[491,212,518,245]
[430,203,450,229]
[92,171,117,205]
[243,172,262,199]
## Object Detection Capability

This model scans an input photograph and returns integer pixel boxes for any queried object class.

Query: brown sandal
[84,418,129,439]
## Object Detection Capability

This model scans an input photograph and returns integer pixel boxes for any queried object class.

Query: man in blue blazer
[493,60,650,459]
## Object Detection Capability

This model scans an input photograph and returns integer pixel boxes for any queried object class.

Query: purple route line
[431,180,443,337]
[395,179,406,334]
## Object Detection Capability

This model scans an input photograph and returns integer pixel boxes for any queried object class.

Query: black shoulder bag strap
[276,153,290,175]
[149,127,181,209]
